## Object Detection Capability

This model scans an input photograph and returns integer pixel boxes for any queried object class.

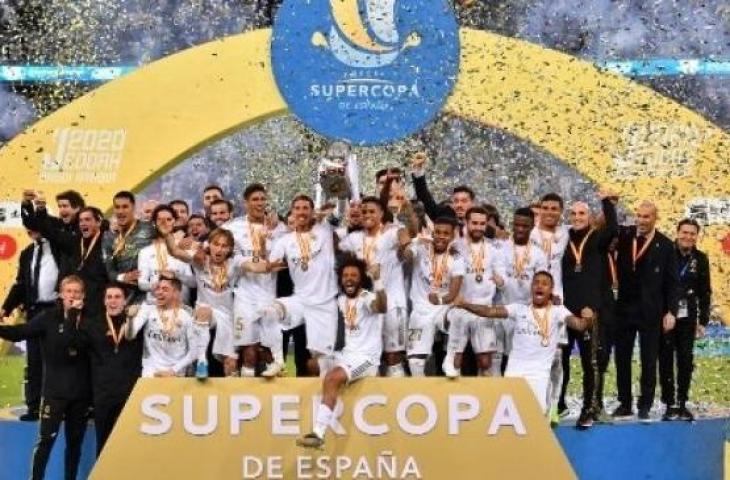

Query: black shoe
[638,408,652,423]
[611,404,634,419]
[662,406,679,421]
[19,412,39,422]
[677,405,695,422]
[576,409,594,430]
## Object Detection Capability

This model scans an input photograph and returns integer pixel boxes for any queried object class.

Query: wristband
[373,279,385,291]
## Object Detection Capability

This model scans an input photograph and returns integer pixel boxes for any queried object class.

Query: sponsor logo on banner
[0,202,22,228]
[40,128,126,184]
[612,123,710,178]
[271,0,460,145]
[685,198,730,226]
[90,379,575,479]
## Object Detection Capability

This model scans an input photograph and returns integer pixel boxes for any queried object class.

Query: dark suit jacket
[675,246,712,326]
[2,240,62,314]
[615,225,680,326]
[23,207,107,315]
[562,199,618,313]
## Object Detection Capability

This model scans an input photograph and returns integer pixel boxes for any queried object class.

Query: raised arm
[368,264,387,314]
[410,152,439,221]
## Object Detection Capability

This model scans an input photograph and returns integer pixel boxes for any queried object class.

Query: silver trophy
[315,141,360,217]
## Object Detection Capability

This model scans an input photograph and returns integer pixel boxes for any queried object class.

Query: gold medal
[248,218,265,263]
[344,298,357,330]
[470,240,486,284]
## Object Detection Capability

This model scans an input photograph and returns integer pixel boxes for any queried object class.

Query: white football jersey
[339,226,407,308]
[270,222,338,304]
[529,225,570,299]
[408,240,465,307]
[495,240,548,305]
[338,290,383,363]
[129,303,197,376]
[504,303,572,374]
[454,237,504,305]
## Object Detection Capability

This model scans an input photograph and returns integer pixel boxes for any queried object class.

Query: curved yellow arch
[0,28,727,317]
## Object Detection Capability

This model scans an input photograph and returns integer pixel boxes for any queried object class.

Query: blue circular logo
[271,0,460,146]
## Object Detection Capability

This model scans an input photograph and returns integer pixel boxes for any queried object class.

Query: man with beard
[402,215,465,376]
[73,283,143,455]
[209,199,234,228]
[558,192,618,429]
[0,276,91,480]
[659,219,711,422]
[443,206,505,378]
[102,191,155,305]
[338,196,416,377]
[613,201,679,422]
[410,152,475,234]
[262,195,339,376]
[297,255,386,448]
[454,271,594,415]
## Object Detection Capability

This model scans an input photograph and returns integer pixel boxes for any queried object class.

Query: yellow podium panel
[91,378,575,479]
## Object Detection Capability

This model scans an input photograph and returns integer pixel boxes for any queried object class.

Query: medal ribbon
[344,299,358,330]
[513,241,531,277]
[157,306,180,334]
[470,240,486,277]
[248,219,265,259]
[209,258,228,292]
[78,231,100,269]
[154,239,169,272]
[105,313,124,351]
[632,230,655,271]
[296,232,311,267]
[362,228,381,265]
[608,252,618,290]
[430,244,450,290]
[569,228,594,270]
[113,218,137,258]
[530,304,551,346]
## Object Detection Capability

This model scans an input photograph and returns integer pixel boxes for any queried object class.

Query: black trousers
[206,326,225,377]
[659,319,696,406]
[94,398,126,456]
[559,312,614,411]
[32,396,90,480]
[24,304,54,414]
[283,324,310,377]
[615,304,661,410]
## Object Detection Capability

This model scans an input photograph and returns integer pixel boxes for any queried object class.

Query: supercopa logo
[271,0,460,146]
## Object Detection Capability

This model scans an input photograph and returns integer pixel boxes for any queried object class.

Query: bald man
[558,192,617,428]
[612,201,679,422]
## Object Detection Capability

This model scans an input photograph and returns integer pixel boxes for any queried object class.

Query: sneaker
[442,358,460,379]
[195,360,209,380]
[676,405,695,422]
[576,409,594,430]
[19,412,39,422]
[261,362,284,378]
[611,404,634,419]
[296,432,324,449]
[638,408,652,423]
[550,406,561,427]
[592,408,613,425]
[662,406,679,421]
